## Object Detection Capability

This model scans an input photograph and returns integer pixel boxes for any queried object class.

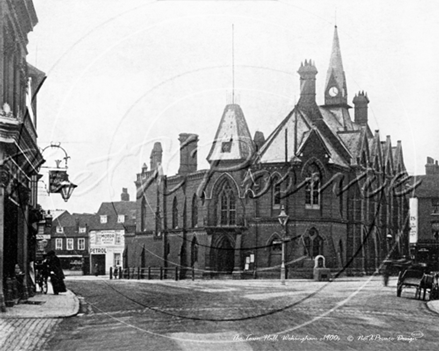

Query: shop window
[114,253,121,266]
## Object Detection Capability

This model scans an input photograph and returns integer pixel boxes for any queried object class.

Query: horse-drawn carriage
[396,262,439,300]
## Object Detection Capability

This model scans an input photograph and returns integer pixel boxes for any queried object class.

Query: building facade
[89,188,136,275]
[127,26,411,279]
[409,157,439,269]
[0,0,46,310]
[46,210,93,275]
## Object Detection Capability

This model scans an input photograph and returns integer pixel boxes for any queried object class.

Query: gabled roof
[207,104,255,162]
[72,213,95,227]
[256,105,350,168]
[256,108,309,163]
[337,130,362,161]
[392,141,406,173]
[320,107,355,131]
[383,135,394,175]
[89,201,137,231]
[410,174,439,198]
[370,130,384,171]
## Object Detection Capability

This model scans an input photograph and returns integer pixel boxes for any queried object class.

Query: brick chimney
[121,188,130,201]
[150,142,162,170]
[178,133,198,176]
[297,60,321,120]
[426,156,439,176]
[298,60,318,106]
[353,91,369,126]
[253,131,265,152]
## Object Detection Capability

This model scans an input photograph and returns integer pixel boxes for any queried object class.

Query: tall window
[191,194,198,228]
[272,177,281,209]
[56,238,63,250]
[191,237,198,267]
[78,238,85,250]
[303,228,323,258]
[141,197,147,231]
[172,197,178,229]
[67,238,74,251]
[305,164,321,209]
[219,181,236,226]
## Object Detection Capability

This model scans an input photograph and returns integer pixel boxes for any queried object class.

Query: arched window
[141,197,147,231]
[191,194,198,228]
[269,236,282,267]
[191,237,198,267]
[272,176,281,209]
[305,164,321,209]
[218,181,236,226]
[303,228,323,258]
[172,197,178,229]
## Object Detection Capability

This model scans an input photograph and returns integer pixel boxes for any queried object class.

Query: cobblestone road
[0,318,61,351]
[42,278,438,351]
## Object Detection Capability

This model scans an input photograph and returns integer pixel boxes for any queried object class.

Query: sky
[27,0,439,214]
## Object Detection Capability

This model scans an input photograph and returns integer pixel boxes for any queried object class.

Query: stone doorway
[215,236,234,274]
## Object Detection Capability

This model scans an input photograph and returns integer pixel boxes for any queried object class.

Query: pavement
[0,285,79,319]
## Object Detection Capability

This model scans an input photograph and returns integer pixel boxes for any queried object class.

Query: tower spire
[324,25,348,106]
[232,24,235,104]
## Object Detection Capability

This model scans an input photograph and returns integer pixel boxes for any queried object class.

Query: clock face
[329,86,339,97]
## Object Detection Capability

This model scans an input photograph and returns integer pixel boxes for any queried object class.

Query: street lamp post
[278,206,289,285]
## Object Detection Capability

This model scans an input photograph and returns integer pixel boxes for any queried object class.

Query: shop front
[89,230,125,275]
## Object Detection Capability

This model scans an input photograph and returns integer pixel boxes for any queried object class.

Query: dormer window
[56,226,64,233]
[100,215,107,224]
[79,227,86,233]
[117,215,125,223]
[221,140,232,153]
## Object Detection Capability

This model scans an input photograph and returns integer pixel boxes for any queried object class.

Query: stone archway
[215,236,234,274]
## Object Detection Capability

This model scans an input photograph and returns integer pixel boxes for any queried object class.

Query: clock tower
[324,26,348,107]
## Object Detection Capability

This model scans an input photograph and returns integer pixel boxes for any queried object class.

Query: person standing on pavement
[46,250,66,295]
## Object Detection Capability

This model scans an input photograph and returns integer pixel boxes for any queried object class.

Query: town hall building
[125,26,411,279]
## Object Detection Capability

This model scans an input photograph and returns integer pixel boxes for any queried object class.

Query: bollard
[110,267,113,280]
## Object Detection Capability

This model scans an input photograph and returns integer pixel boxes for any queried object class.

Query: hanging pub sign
[49,170,69,193]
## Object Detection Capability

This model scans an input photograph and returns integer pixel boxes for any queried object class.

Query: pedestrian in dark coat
[46,250,66,295]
